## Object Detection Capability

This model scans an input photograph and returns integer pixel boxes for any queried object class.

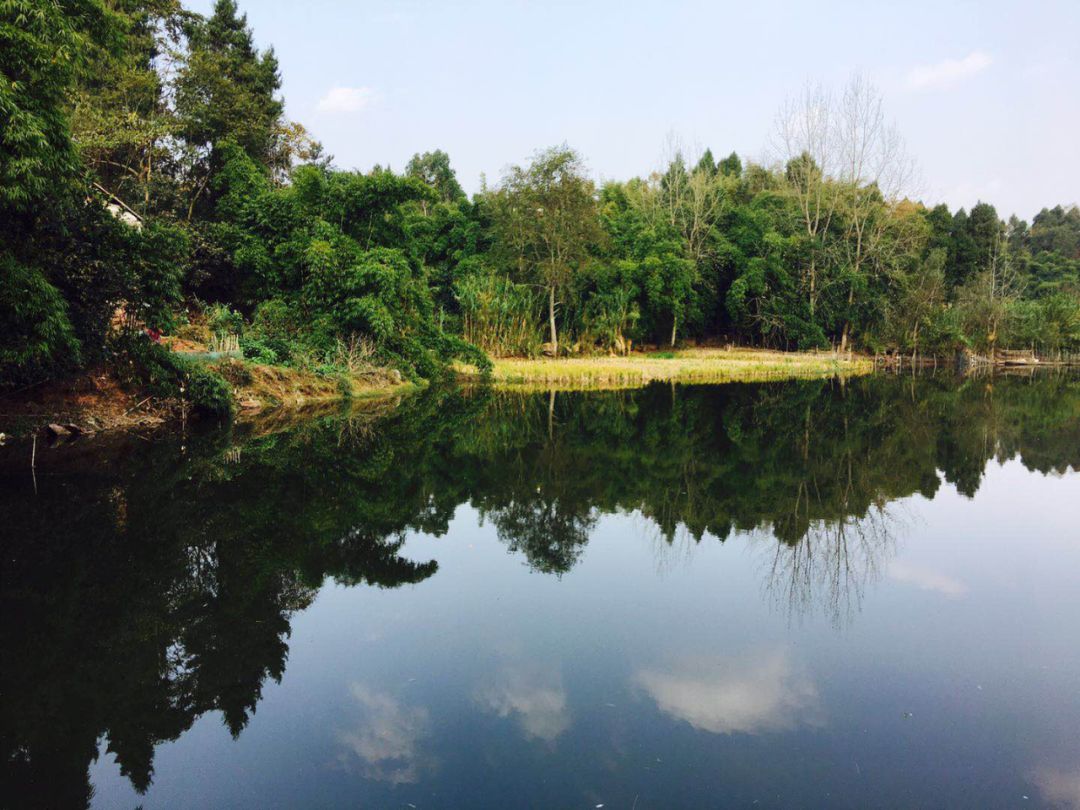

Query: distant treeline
[3,0,1080,388]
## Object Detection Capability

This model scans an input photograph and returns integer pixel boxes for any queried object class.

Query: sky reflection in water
[2,374,1079,809]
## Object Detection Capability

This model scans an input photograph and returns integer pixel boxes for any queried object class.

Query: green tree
[488,146,601,354]
[406,149,466,204]
[174,0,284,218]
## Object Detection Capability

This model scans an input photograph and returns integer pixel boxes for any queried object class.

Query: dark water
[2,374,1079,809]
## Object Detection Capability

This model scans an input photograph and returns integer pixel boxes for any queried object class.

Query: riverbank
[456,347,873,390]
[0,360,413,439]
[0,349,873,439]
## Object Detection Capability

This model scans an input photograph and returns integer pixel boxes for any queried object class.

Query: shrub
[240,336,280,365]
[111,337,234,416]
[212,359,253,387]
[0,257,82,385]
[182,361,234,416]
[206,302,245,338]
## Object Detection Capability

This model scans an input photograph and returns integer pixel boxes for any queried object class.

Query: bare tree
[774,76,916,344]
[834,75,916,351]
[774,82,839,318]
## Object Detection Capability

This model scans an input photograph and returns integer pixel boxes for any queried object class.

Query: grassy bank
[212,359,413,413]
[0,359,414,439]
[457,348,872,390]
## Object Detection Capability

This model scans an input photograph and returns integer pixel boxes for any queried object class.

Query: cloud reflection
[476,666,572,742]
[1032,767,1080,809]
[888,560,968,598]
[338,684,433,784]
[635,649,823,735]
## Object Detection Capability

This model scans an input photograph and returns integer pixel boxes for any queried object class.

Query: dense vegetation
[3,0,1079,399]
[4,373,1079,804]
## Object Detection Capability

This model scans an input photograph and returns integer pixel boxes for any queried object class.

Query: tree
[406,150,466,204]
[775,82,840,322]
[174,0,284,218]
[956,219,1024,353]
[0,0,124,382]
[719,151,742,178]
[70,0,185,217]
[832,75,914,351]
[886,247,950,357]
[488,146,600,354]
[0,0,118,207]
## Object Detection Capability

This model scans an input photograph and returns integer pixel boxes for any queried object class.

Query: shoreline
[457,347,874,390]
[13,347,1070,441]
[0,360,416,441]
[0,349,874,440]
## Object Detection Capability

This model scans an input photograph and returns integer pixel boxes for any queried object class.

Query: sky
[186,0,1080,220]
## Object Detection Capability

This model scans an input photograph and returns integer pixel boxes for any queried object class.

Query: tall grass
[456,273,541,357]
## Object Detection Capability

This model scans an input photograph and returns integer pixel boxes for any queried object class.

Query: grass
[456,347,873,390]
[210,359,415,413]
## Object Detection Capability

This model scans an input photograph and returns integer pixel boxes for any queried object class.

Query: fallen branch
[124,396,154,416]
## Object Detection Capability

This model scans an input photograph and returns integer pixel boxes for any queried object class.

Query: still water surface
[2,375,1079,809]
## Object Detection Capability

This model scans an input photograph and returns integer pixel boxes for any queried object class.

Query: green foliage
[115,336,233,414]
[455,263,542,357]
[206,301,245,337]
[123,221,189,330]
[0,257,82,383]
[406,149,466,202]
[487,145,602,352]
[183,359,235,414]
[0,0,119,208]
[5,0,1080,400]
[175,0,283,167]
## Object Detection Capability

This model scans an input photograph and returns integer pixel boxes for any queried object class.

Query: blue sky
[188,0,1079,220]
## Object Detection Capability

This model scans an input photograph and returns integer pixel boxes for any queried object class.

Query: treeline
[3,0,1080,392]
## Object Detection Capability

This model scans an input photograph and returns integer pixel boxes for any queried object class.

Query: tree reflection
[2,372,1078,804]
[0,390,485,808]
[761,505,901,627]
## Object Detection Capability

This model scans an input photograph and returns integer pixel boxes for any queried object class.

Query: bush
[0,257,82,385]
[212,359,253,387]
[206,302,245,338]
[247,298,301,363]
[112,337,234,416]
[182,361,234,416]
[240,336,280,365]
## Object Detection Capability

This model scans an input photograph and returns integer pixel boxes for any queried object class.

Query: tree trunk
[670,313,678,348]
[839,285,855,354]
[548,285,558,355]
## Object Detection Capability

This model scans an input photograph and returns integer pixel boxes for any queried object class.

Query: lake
[2,374,1079,809]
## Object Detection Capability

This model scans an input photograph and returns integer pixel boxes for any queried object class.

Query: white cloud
[635,649,823,735]
[888,560,968,598]
[317,86,376,113]
[905,51,992,91]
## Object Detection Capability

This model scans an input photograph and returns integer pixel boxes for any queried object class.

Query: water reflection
[1031,766,1080,809]
[337,684,433,785]
[2,372,1078,805]
[476,665,572,743]
[757,504,902,626]
[887,559,969,598]
[635,649,823,735]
